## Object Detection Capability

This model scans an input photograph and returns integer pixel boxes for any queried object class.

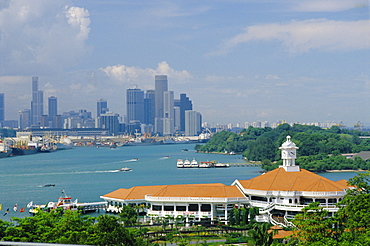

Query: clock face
[282,150,287,157]
[288,151,296,157]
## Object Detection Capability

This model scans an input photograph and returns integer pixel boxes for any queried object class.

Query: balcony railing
[243,189,346,197]
[145,195,248,203]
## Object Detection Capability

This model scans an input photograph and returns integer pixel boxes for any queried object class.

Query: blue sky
[0,0,369,127]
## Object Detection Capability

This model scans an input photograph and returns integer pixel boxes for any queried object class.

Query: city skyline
[0,1,369,126]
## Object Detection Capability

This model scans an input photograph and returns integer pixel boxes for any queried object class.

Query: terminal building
[100,136,350,225]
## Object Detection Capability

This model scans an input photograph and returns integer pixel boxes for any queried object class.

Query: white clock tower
[279,136,300,172]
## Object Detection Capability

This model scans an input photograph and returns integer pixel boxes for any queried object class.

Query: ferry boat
[176,159,184,168]
[199,161,213,168]
[190,158,199,167]
[29,189,107,214]
[183,159,191,168]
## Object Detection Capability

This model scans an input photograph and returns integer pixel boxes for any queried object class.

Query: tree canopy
[196,124,370,172]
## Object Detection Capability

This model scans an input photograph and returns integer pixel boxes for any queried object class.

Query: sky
[0,0,369,127]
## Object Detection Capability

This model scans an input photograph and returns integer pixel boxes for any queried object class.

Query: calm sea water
[0,144,360,221]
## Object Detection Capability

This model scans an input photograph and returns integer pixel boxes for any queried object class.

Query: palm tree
[247,222,276,246]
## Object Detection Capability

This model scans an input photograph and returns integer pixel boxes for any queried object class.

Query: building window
[188,204,199,211]
[316,199,326,204]
[201,204,211,212]
[251,196,268,202]
[164,206,174,211]
[176,206,186,211]
[152,205,162,211]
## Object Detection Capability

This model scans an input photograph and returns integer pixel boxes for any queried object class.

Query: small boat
[130,158,139,161]
[42,184,55,187]
[213,163,230,168]
[182,149,188,151]
[164,156,170,159]
[120,167,132,172]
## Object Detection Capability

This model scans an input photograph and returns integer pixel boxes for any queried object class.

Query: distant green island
[195,124,370,173]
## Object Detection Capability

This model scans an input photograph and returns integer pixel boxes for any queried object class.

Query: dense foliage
[289,172,370,245]
[0,209,144,245]
[195,124,370,172]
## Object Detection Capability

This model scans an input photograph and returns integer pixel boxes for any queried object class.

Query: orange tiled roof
[237,168,349,192]
[101,183,241,200]
[152,184,243,198]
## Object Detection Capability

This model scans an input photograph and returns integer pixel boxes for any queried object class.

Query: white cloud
[291,0,368,12]
[221,19,370,54]
[0,0,91,75]
[101,61,192,85]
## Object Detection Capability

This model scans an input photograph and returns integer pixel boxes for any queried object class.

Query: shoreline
[323,169,366,173]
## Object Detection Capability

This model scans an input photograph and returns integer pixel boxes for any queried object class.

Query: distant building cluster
[3,76,202,137]
[202,120,341,133]
[0,76,361,136]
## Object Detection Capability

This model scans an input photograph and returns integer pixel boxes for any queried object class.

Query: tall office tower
[0,93,4,124]
[31,77,43,126]
[48,96,57,126]
[19,109,31,129]
[185,110,202,136]
[144,90,155,125]
[174,106,180,131]
[154,75,168,134]
[163,91,174,135]
[126,87,145,124]
[97,99,108,118]
[99,112,120,135]
[179,93,192,132]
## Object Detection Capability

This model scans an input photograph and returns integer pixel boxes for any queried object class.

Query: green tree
[247,222,275,246]
[291,202,339,245]
[119,205,138,226]
[92,214,141,246]
[336,172,370,244]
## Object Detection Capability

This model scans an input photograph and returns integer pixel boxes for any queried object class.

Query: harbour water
[0,144,361,221]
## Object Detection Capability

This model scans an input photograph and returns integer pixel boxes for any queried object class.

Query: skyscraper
[185,110,202,136]
[0,93,4,125]
[154,75,168,134]
[144,90,155,125]
[126,87,145,124]
[48,96,57,126]
[97,99,108,118]
[19,109,31,129]
[179,93,192,132]
[163,91,174,135]
[31,77,43,126]
[99,112,120,135]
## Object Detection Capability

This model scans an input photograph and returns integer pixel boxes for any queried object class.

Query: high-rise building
[99,112,120,135]
[144,90,155,125]
[19,109,31,129]
[97,99,108,118]
[185,110,202,136]
[0,93,4,125]
[154,75,168,134]
[163,91,174,135]
[31,77,43,126]
[126,87,145,124]
[48,96,57,126]
[179,93,192,132]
